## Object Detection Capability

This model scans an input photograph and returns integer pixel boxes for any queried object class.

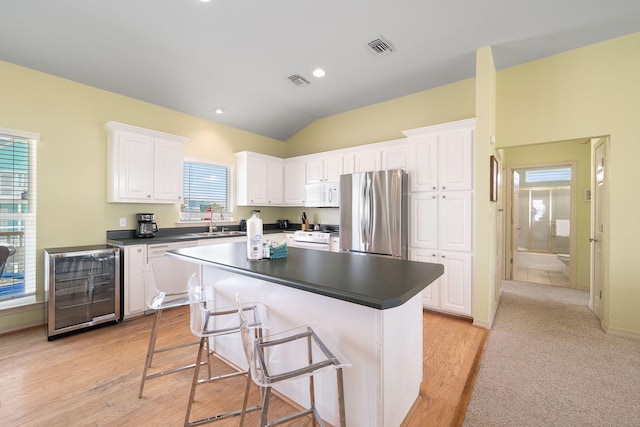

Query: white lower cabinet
[123,244,146,319]
[410,248,472,316]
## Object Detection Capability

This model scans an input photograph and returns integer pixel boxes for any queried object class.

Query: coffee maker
[136,213,159,238]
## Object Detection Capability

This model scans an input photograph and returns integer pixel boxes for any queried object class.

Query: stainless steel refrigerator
[339,169,408,259]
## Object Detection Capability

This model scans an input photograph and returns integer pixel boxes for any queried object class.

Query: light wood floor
[0,307,487,426]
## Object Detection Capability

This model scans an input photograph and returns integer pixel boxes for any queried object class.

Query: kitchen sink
[188,231,246,237]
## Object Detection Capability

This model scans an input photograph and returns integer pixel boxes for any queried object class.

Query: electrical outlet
[119,218,127,227]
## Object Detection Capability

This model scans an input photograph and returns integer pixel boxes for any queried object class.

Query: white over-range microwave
[305,182,339,207]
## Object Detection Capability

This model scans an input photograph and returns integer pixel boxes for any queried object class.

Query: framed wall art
[490,155,499,202]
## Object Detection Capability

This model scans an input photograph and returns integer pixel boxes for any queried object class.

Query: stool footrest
[187,404,261,427]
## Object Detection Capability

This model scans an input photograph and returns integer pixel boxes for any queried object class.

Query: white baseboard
[0,301,46,336]
[473,318,492,329]
[602,322,640,341]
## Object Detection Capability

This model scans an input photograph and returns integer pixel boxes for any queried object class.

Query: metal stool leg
[139,309,163,398]
[336,367,346,427]
[260,387,272,427]
[184,336,208,426]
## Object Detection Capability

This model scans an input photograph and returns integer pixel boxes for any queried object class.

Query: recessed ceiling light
[312,68,326,78]
[199,0,212,3]
[214,108,224,114]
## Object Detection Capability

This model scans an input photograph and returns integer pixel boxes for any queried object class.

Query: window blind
[183,161,230,219]
[0,129,37,301]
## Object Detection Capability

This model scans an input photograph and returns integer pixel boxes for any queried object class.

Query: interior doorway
[506,162,577,287]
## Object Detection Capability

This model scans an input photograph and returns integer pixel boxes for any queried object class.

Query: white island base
[201,267,423,427]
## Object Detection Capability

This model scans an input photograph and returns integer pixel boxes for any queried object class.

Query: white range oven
[287,230,332,251]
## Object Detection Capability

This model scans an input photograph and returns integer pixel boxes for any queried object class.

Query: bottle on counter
[246,210,263,260]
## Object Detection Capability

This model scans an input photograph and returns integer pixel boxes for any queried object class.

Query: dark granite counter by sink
[169,241,443,310]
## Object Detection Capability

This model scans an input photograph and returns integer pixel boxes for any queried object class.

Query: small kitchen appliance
[136,213,159,238]
[276,219,290,229]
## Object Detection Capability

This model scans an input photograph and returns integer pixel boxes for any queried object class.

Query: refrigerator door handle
[361,175,373,249]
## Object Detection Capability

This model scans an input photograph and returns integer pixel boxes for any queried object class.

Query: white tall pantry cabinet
[404,118,475,317]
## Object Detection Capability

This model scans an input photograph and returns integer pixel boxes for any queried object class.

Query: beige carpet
[463,280,640,426]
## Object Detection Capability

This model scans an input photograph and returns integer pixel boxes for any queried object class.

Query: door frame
[504,161,578,286]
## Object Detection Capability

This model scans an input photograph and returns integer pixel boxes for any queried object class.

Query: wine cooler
[45,245,120,340]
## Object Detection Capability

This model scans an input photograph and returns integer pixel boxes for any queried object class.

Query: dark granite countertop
[169,242,443,310]
[106,227,293,246]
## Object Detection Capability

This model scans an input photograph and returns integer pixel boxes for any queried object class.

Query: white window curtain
[0,128,38,302]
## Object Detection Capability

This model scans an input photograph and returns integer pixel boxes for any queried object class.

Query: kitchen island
[169,242,443,427]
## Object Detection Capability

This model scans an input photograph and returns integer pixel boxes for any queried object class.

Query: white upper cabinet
[354,149,381,172]
[404,119,474,192]
[266,160,284,205]
[105,121,188,204]
[381,141,409,170]
[284,159,306,206]
[236,151,284,206]
[306,155,344,183]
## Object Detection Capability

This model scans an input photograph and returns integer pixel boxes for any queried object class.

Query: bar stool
[139,264,203,398]
[185,277,267,426]
[237,299,351,427]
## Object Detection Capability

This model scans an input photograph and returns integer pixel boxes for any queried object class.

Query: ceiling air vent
[287,74,310,86]
[367,36,395,56]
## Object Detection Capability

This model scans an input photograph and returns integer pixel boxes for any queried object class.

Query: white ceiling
[2,0,640,141]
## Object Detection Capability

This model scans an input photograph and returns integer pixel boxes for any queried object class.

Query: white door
[247,156,267,205]
[592,139,606,319]
[153,138,184,202]
[410,192,438,249]
[495,153,504,300]
[439,251,472,315]
[438,129,472,191]
[266,160,284,205]
[117,132,153,201]
[510,171,521,279]
[410,248,440,309]
[438,191,472,252]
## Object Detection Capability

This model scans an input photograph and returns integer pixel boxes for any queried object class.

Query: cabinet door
[438,129,472,191]
[117,132,154,201]
[408,134,438,192]
[354,149,380,172]
[438,191,472,252]
[266,160,284,204]
[324,156,343,182]
[284,160,306,205]
[382,145,408,170]
[409,248,440,309]
[124,245,146,318]
[306,158,324,183]
[439,251,472,316]
[153,137,184,203]
[247,156,268,205]
[410,192,438,249]
[342,154,355,175]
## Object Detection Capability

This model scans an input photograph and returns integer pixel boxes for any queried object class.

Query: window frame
[181,157,234,222]
[0,127,38,306]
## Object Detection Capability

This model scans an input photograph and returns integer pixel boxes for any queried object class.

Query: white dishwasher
[146,240,199,311]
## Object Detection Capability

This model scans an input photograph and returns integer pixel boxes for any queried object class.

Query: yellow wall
[497,32,640,334]
[2,31,640,336]
[285,79,476,156]
[0,60,284,330]
[474,46,498,327]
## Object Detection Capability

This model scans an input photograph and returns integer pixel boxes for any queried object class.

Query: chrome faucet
[209,216,218,233]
